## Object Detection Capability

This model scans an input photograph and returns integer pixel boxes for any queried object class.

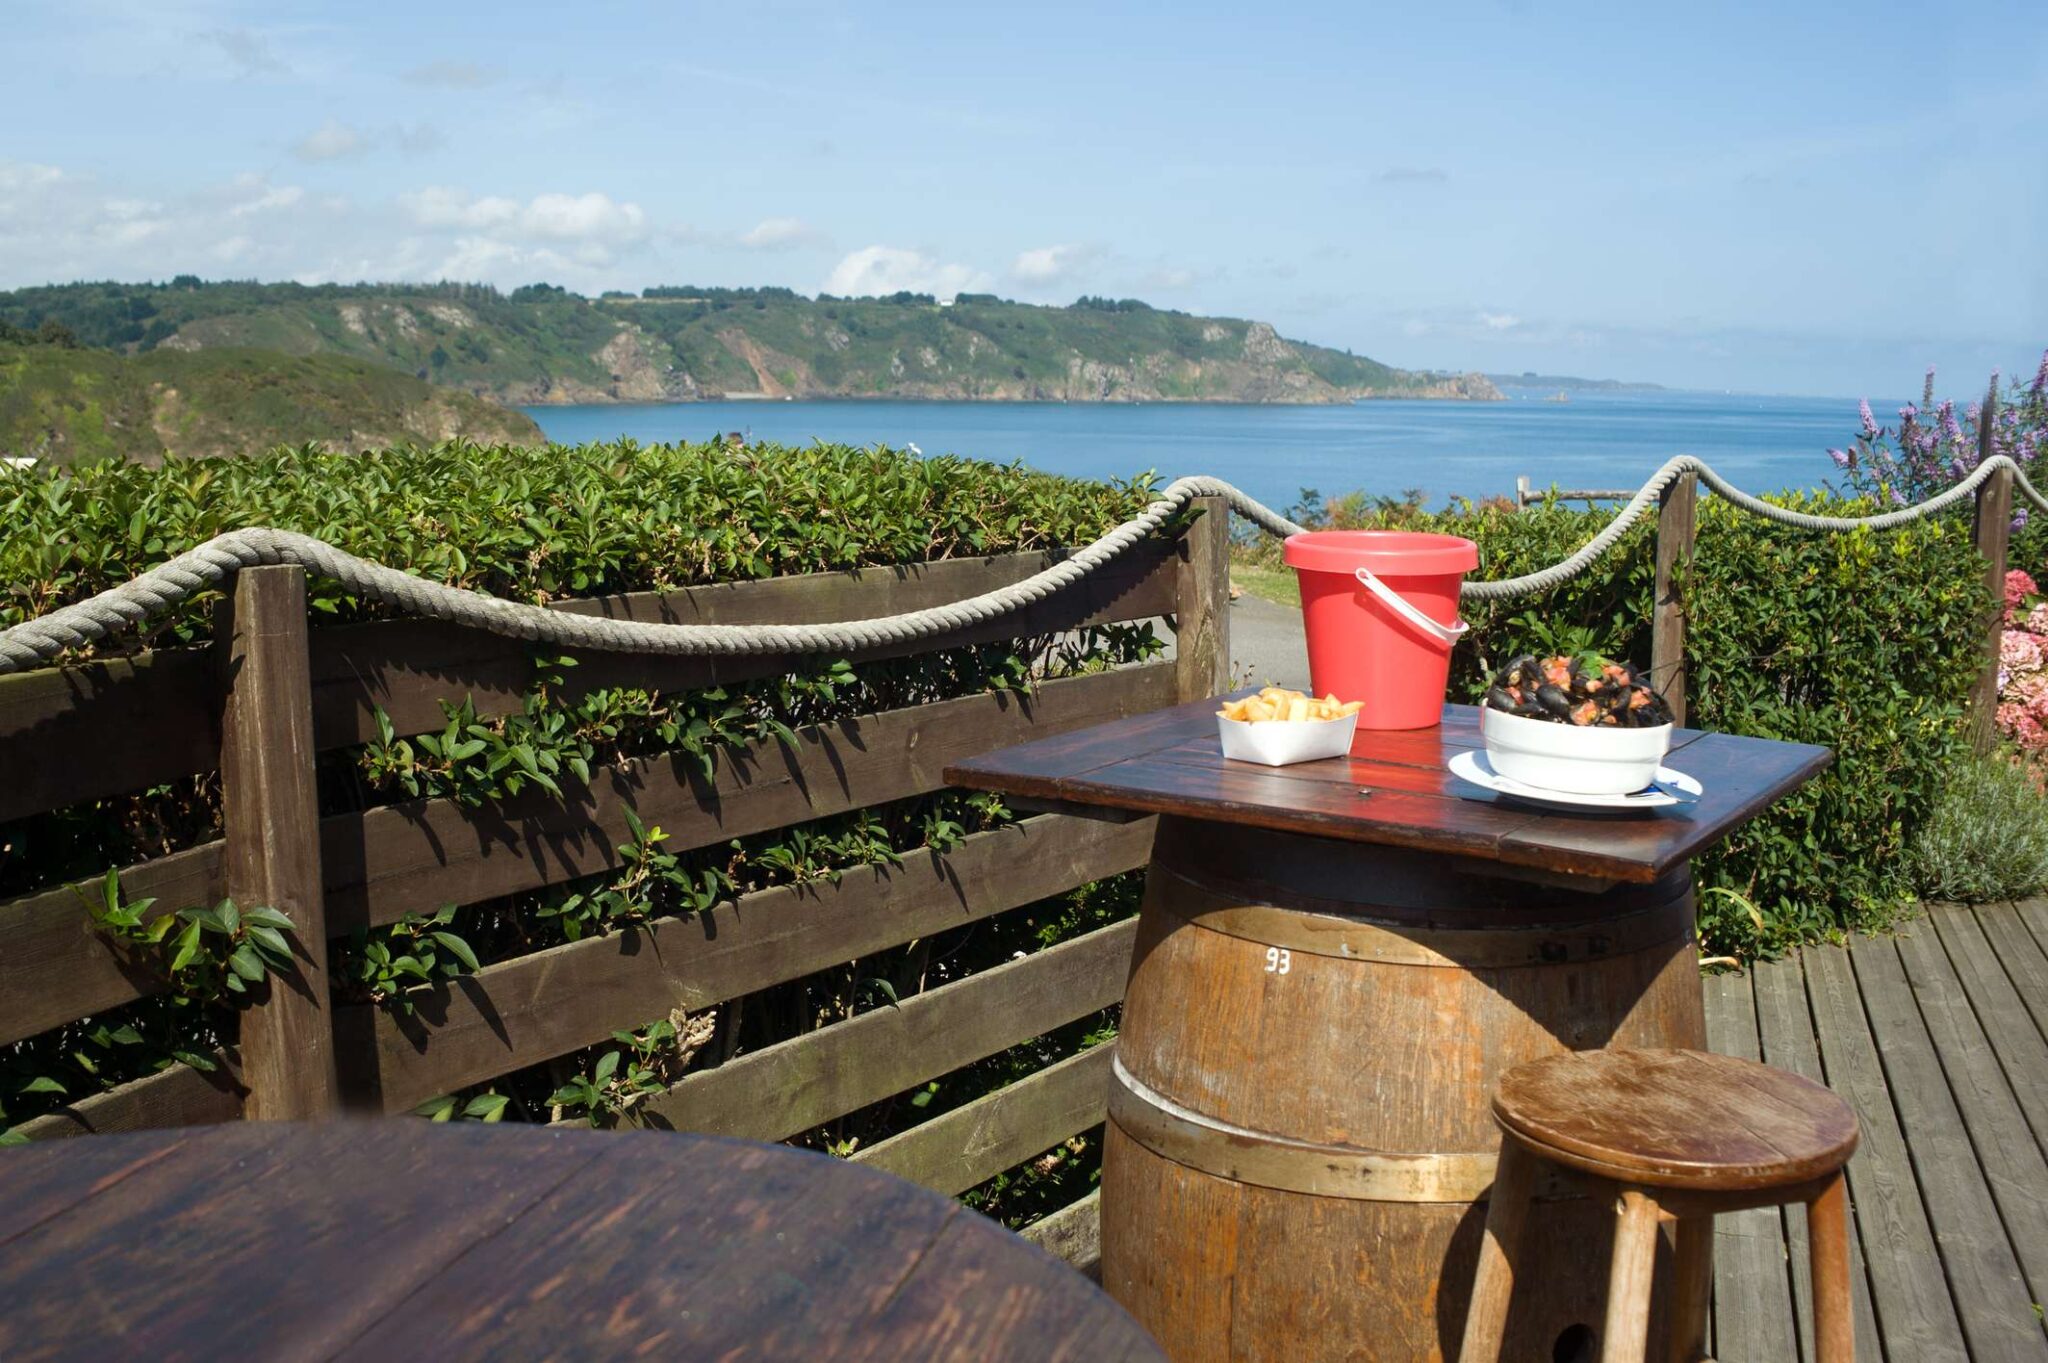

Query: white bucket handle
[1353,567,1469,649]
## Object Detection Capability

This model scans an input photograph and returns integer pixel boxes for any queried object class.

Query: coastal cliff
[1,281,1502,407]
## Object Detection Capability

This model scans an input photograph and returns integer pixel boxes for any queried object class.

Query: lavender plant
[1829,351,2048,524]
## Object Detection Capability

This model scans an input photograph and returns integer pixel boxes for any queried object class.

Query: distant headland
[0,279,1502,408]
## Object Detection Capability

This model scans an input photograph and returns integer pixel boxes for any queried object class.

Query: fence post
[1515,475,1531,511]
[1969,383,2010,755]
[1651,470,1699,727]
[218,564,339,1119]
[1175,495,1232,701]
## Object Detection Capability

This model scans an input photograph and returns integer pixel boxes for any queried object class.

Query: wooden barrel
[1101,816,1707,1363]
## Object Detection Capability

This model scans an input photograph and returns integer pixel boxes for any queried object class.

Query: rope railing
[4,454,2045,675]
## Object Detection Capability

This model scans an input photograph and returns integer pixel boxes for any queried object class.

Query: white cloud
[1479,311,1521,331]
[294,121,440,162]
[403,60,501,89]
[228,184,306,217]
[825,245,991,300]
[739,216,823,249]
[401,186,510,230]
[1010,243,1095,285]
[0,162,64,193]
[521,192,647,243]
[293,120,368,163]
[401,188,646,245]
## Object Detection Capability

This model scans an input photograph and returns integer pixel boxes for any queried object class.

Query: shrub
[1909,754,2048,903]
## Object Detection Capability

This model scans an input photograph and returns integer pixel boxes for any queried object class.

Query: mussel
[1483,653,1674,729]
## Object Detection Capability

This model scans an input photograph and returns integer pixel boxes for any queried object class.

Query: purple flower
[2034,350,2048,398]
[1859,398,1878,438]
[1829,447,1851,468]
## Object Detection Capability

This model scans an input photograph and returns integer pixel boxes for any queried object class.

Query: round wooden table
[0,1122,1164,1362]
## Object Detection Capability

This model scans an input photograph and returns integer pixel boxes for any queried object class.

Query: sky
[4,0,2044,396]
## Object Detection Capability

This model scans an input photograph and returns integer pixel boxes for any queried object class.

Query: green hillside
[0,335,542,466]
[0,280,1500,406]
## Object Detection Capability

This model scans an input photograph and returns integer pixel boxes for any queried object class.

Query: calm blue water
[524,388,1898,511]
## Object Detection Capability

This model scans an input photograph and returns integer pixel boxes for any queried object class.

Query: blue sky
[5,0,2043,395]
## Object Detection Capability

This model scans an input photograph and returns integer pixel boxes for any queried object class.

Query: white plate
[1448,750,1701,812]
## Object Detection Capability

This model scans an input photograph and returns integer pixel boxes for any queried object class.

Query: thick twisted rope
[5,458,2044,674]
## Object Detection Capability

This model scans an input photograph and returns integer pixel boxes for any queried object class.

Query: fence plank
[344,814,1155,1112]
[12,1052,242,1141]
[0,649,218,825]
[0,665,1172,1045]
[852,1044,1114,1196]
[1023,1188,1103,1276]
[0,545,1178,816]
[1652,469,1698,726]
[623,915,1139,1142]
[1173,496,1231,702]
[218,566,339,1120]
[322,663,1175,933]
[0,842,225,1048]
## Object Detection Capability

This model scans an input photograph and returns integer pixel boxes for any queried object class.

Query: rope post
[1651,470,1698,727]
[217,564,340,1120]
[1969,383,2010,754]
[1175,495,1232,702]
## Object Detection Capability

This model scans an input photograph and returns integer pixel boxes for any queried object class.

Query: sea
[522,387,1901,513]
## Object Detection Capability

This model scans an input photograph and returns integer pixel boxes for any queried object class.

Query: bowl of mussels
[1481,654,1676,796]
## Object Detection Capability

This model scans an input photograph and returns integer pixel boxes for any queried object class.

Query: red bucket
[1282,530,1479,730]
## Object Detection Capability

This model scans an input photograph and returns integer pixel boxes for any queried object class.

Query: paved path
[1225,593,1310,690]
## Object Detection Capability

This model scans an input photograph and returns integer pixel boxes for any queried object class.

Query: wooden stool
[1456,1048,1860,1363]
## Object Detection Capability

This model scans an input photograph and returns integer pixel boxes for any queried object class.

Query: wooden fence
[0,497,1233,1268]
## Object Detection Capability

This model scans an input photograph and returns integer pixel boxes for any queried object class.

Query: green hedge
[1244,490,1989,954]
[1,438,1155,647]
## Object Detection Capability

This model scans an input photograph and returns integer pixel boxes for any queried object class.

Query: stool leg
[1808,1171,1855,1363]
[1667,1215,1712,1363]
[1600,1189,1662,1363]
[1456,1140,1538,1363]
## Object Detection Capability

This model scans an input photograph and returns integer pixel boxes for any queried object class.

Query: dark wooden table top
[0,1122,1163,1363]
[945,695,1830,885]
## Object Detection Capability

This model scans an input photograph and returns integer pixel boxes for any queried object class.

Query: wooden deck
[1703,900,2048,1362]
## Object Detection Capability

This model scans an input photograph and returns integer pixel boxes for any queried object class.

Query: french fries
[1217,687,1364,724]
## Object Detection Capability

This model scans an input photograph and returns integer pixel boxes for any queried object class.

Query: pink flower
[2029,604,2048,636]
[1999,703,2048,751]
[2008,569,2039,608]
[2001,629,2044,675]
[2011,670,2048,706]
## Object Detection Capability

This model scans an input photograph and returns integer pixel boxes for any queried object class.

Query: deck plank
[1703,967,1801,1363]
[1900,909,2048,1333]
[1804,941,1969,1361]
[1937,906,2048,1159]
[1850,933,2048,1363]
[1752,953,1886,1363]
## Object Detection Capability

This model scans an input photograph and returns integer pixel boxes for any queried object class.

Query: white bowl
[1480,706,1672,796]
[1218,711,1359,766]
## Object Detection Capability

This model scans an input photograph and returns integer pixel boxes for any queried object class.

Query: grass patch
[1230,556,1299,607]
